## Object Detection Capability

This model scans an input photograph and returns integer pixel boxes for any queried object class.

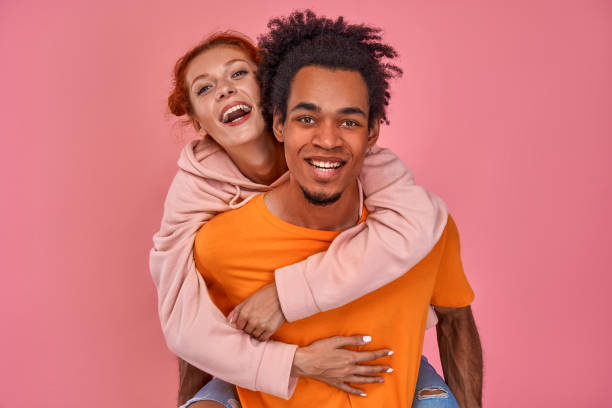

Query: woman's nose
[216,81,236,100]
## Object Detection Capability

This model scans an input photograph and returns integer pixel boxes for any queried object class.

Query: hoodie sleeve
[275,146,448,322]
[150,168,298,399]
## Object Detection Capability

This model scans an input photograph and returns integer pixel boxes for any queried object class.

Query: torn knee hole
[416,387,448,400]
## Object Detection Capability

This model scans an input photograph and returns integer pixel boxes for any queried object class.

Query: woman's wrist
[290,347,307,377]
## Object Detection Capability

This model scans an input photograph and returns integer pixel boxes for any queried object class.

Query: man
[192,11,482,408]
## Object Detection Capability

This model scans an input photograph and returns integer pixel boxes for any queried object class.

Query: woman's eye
[298,116,315,124]
[232,70,248,79]
[197,85,212,96]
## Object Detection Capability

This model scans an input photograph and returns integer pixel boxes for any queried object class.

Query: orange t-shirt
[194,194,474,408]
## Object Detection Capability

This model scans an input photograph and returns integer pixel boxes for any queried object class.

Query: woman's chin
[213,128,265,150]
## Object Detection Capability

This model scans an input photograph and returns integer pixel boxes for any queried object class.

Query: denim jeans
[412,356,459,408]
[180,376,240,408]
[181,355,458,408]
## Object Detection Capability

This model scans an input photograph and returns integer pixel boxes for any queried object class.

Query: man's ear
[272,109,285,143]
[367,119,381,149]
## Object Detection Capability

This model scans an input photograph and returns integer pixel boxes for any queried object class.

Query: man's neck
[264,177,361,231]
[223,132,287,186]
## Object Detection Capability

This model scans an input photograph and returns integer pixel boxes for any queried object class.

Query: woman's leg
[411,356,459,408]
[180,377,241,408]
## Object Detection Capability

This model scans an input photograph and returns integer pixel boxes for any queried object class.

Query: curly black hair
[256,10,402,130]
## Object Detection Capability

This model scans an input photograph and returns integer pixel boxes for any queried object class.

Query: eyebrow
[290,102,321,113]
[290,102,367,118]
[338,107,367,118]
[190,59,250,91]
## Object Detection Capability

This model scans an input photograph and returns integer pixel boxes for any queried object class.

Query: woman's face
[185,45,266,148]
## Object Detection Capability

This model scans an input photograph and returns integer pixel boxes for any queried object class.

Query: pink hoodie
[149,138,448,399]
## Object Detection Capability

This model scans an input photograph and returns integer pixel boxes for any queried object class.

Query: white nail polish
[386,368,393,373]
[360,393,367,397]
[387,350,394,356]
[362,336,372,343]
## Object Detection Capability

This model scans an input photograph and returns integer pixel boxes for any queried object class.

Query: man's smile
[304,157,347,180]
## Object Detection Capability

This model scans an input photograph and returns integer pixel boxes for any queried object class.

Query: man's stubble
[299,184,342,206]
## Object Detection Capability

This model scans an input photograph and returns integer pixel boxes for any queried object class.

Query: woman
[151,31,458,408]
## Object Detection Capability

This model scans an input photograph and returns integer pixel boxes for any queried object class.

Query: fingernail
[362,336,372,343]
[360,393,367,397]
[387,350,394,356]
[386,368,393,373]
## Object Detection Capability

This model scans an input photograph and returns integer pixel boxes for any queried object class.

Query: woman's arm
[150,168,298,398]
[151,156,393,399]
[277,145,447,320]
[230,146,447,337]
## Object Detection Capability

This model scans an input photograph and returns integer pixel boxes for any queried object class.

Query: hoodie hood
[177,138,289,207]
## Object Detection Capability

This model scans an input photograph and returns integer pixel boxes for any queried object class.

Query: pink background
[1,0,610,406]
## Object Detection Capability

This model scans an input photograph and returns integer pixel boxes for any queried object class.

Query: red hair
[168,32,259,125]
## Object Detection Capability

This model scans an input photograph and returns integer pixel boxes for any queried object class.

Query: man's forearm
[435,305,483,408]
[178,358,213,406]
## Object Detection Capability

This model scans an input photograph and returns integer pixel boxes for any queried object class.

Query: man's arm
[434,305,483,408]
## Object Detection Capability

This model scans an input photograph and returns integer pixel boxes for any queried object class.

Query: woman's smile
[219,102,253,126]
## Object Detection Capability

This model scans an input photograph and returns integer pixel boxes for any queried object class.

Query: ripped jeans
[412,356,459,408]
[181,355,458,408]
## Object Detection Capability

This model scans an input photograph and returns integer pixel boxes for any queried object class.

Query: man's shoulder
[204,194,264,228]
[195,195,268,260]
[443,215,460,243]
[422,213,460,262]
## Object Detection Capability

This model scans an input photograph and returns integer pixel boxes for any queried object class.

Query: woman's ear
[195,120,207,137]
[272,110,285,143]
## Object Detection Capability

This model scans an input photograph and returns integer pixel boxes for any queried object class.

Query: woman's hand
[227,283,286,341]
[291,335,393,396]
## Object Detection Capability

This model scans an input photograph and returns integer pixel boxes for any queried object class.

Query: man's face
[273,66,379,205]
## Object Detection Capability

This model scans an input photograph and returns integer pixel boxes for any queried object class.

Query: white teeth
[222,104,251,122]
[310,160,342,169]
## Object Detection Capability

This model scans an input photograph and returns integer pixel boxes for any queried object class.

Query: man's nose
[312,120,343,150]
[215,81,236,100]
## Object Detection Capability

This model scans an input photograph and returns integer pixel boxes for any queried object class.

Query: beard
[299,185,342,206]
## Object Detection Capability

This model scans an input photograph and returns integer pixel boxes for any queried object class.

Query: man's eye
[232,70,248,79]
[197,85,212,96]
[298,116,315,124]
[341,119,359,127]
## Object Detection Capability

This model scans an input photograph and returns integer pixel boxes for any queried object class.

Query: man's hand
[291,335,393,396]
[228,283,286,341]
